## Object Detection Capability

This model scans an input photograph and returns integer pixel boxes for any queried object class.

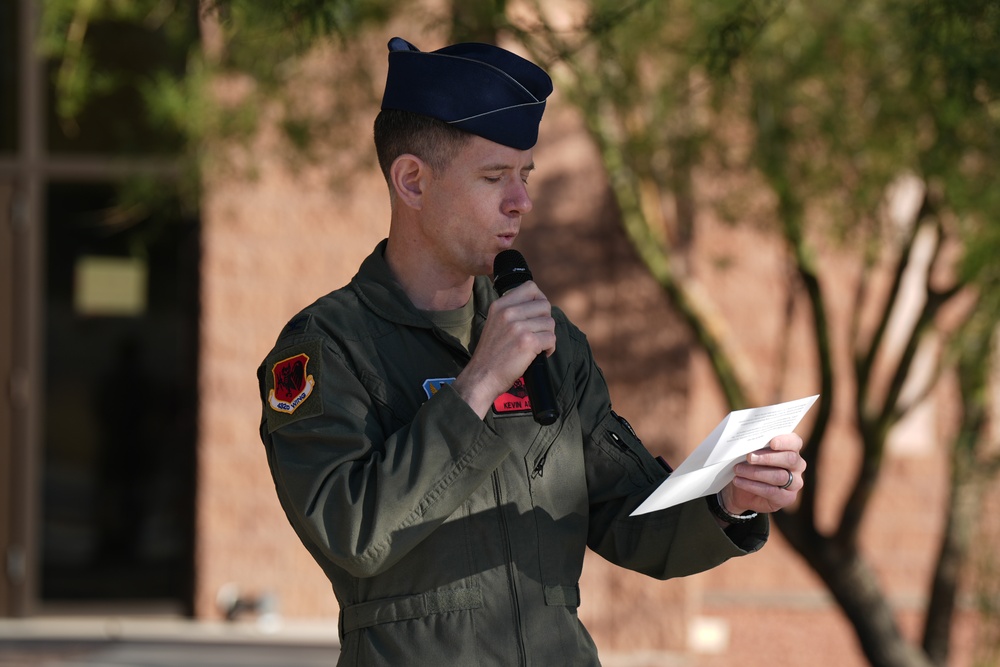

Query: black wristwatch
[706,492,758,524]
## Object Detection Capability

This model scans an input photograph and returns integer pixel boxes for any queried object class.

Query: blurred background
[1,1,999,666]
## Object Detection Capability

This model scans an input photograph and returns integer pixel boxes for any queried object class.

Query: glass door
[40,181,198,610]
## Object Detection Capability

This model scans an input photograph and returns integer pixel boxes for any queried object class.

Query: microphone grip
[492,249,559,426]
[524,352,559,426]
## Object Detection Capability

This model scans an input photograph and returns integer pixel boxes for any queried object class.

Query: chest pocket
[351,323,466,436]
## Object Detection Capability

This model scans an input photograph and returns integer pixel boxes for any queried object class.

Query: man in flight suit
[258,36,807,666]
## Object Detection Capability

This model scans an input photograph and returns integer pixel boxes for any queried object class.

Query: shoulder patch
[264,338,324,432]
[269,353,314,413]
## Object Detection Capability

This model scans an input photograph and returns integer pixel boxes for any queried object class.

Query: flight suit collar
[352,240,496,336]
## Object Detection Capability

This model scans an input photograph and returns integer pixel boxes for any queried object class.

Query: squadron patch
[423,377,456,399]
[263,338,323,433]
[492,377,533,417]
[269,353,315,414]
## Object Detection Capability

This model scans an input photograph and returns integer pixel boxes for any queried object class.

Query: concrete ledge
[0,617,341,667]
[0,616,339,646]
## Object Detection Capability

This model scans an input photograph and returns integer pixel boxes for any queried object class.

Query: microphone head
[493,249,533,295]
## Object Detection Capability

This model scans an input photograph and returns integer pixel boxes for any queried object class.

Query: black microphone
[493,249,560,426]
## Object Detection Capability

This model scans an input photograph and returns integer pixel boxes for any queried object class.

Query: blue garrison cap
[380,37,553,150]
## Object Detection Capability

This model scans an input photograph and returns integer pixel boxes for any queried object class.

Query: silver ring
[780,470,794,490]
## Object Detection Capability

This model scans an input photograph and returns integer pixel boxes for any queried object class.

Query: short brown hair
[373,109,473,186]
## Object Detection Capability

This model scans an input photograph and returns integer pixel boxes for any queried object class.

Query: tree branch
[841,205,938,547]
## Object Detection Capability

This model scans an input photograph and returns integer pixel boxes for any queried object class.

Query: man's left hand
[721,433,806,515]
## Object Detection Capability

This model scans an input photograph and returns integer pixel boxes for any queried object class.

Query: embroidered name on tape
[493,377,532,417]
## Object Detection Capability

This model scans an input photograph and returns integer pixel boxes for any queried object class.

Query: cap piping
[447,100,547,125]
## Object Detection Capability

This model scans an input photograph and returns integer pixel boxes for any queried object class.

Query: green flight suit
[258,240,768,666]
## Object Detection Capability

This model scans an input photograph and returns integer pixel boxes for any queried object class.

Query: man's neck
[384,236,475,311]
[415,282,476,311]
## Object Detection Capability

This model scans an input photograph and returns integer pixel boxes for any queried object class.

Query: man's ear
[390,154,429,210]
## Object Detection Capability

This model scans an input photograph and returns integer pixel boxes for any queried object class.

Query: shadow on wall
[519,138,691,463]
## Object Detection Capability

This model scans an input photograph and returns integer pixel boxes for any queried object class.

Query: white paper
[630,394,819,516]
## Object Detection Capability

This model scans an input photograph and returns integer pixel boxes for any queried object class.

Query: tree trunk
[776,512,935,667]
[921,474,974,664]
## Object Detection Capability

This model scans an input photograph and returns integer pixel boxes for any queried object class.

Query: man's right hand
[452,281,556,419]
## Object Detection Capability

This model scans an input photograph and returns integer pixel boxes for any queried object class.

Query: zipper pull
[531,452,547,478]
[609,432,625,450]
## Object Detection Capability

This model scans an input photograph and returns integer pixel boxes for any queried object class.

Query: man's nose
[505,180,533,216]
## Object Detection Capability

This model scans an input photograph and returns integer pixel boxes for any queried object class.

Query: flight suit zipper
[530,454,546,478]
[531,446,550,478]
[531,419,565,479]
[492,470,527,666]
[608,431,656,484]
